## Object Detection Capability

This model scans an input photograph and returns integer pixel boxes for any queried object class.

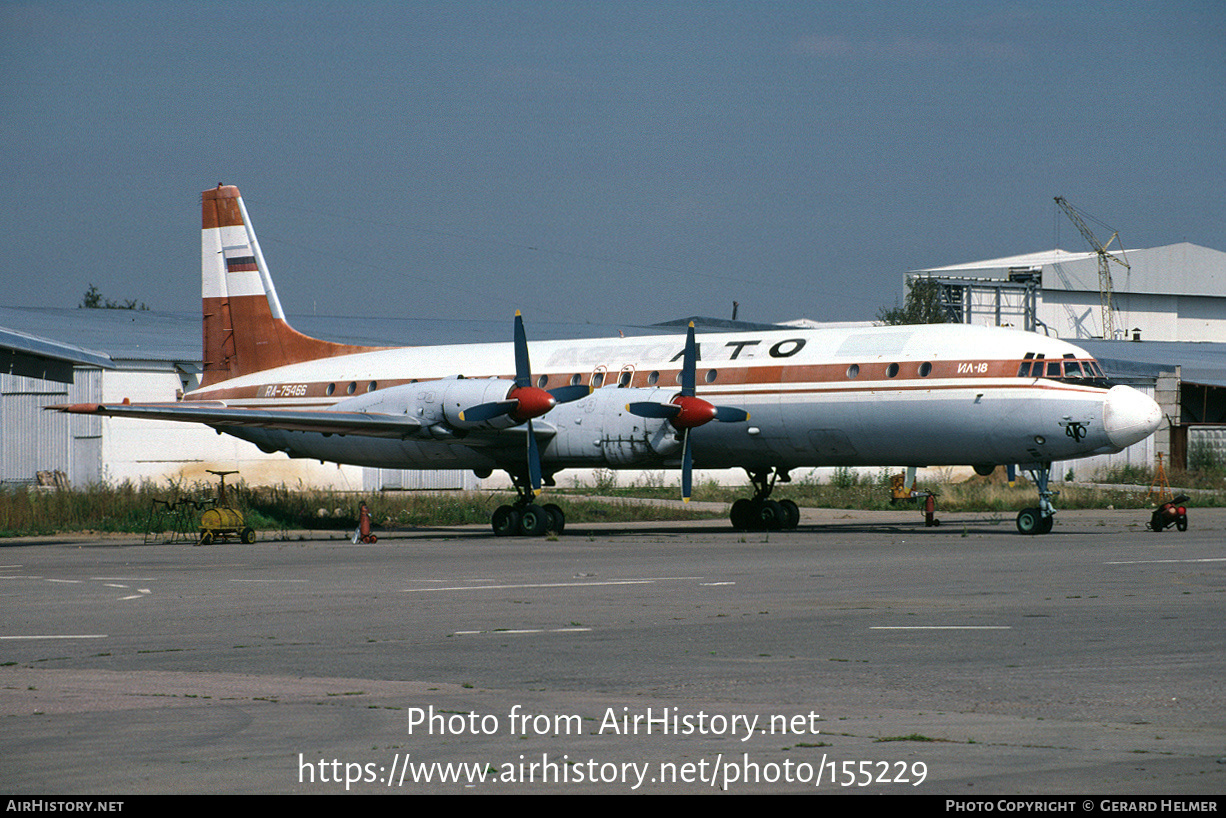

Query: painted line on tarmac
[453,627,594,636]
[1105,557,1226,565]
[0,634,108,640]
[870,626,1012,630]
[401,576,705,593]
[402,580,656,592]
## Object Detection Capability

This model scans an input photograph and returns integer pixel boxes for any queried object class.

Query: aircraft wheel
[1037,514,1054,535]
[1015,508,1042,535]
[544,503,565,535]
[730,499,755,530]
[240,527,256,544]
[519,504,550,537]
[491,505,521,537]
[777,499,800,530]
[758,500,783,531]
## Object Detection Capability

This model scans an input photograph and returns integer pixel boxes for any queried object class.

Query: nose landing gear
[1016,464,1057,535]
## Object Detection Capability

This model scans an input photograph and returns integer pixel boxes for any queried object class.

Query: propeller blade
[712,406,750,423]
[626,401,681,419]
[526,418,542,495]
[513,311,531,389]
[680,321,697,397]
[548,384,592,404]
[458,399,518,423]
[681,428,693,502]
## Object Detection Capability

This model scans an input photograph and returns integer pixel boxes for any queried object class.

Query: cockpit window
[1017,354,1107,386]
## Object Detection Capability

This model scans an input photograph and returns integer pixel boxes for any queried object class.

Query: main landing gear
[1015,464,1056,535]
[729,468,801,531]
[491,473,566,537]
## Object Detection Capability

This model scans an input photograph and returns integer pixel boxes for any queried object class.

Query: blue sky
[2,1,1222,333]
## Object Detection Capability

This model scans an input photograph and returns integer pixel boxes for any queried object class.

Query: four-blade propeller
[459,311,589,494]
[627,322,749,501]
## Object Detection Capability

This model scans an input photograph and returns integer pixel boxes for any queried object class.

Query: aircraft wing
[49,402,424,439]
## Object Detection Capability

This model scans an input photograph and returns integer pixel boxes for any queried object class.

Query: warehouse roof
[912,242,1226,299]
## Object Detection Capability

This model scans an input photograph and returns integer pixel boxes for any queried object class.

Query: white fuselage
[187,322,1156,477]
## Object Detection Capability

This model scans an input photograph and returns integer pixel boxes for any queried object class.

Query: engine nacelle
[330,377,523,432]
[547,387,680,466]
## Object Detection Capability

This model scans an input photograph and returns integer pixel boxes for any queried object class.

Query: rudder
[200,184,380,386]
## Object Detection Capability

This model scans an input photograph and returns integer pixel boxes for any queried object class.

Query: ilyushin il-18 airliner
[52,185,1162,537]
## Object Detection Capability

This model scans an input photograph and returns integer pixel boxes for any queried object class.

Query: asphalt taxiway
[2,507,1223,794]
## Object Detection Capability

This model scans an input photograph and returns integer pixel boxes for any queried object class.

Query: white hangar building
[908,242,1226,343]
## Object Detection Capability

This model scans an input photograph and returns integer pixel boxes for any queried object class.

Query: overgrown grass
[0,480,719,537]
[1095,460,1226,491]
[4,463,1224,537]
[561,467,1226,511]
[0,481,156,536]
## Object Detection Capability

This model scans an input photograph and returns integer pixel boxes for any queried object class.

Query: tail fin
[200,185,381,387]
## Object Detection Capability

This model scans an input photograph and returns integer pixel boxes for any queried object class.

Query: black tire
[730,499,755,530]
[777,499,800,530]
[240,527,256,544]
[491,505,520,537]
[519,504,549,537]
[1176,516,1188,532]
[1037,514,1053,535]
[543,503,565,535]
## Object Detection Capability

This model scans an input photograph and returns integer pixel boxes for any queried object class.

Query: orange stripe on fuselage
[189,357,1107,406]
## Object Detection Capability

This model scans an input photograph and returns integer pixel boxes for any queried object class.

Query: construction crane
[1054,196,1130,339]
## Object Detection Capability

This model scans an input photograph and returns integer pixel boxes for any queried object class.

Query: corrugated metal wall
[1,373,69,484]
[1,368,102,486]
[68,368,103,486]
[1188,426,1226,469]
[363,468,479,491]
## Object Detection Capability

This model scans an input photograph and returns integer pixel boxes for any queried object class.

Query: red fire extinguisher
[353,501,377,543]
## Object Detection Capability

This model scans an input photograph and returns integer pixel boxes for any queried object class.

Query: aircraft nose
[1103,385,1162,449]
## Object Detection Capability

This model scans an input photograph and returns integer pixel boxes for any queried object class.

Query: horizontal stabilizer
[49,402,422,439]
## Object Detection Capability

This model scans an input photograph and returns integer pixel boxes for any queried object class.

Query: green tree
[80,284,148,310]
[876,277,947,325]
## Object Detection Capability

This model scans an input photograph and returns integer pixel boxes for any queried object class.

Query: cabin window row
[539,370,719,389]
[845,362,933,379]
[325,381,379,396]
